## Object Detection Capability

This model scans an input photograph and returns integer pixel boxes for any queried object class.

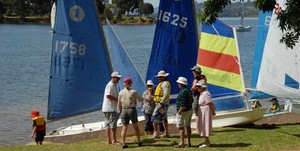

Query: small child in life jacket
[31,110,46,145]
[269,98,281,113]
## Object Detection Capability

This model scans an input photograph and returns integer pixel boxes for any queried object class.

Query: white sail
[257,0,300,99]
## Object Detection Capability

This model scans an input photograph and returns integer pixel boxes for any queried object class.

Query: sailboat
[196,19,265,127]
[236,0,251,32]
[146,0,199,102]
[249,0,300,114]
[46,0,146,141]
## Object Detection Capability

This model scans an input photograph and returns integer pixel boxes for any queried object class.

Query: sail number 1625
[157,10,188,28]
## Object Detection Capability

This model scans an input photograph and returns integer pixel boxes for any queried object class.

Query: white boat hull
[190,108,266,128]
[46,108,265,141]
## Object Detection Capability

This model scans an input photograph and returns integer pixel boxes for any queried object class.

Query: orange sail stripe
[198,48,240,74]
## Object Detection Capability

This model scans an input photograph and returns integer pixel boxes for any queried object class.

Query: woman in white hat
[141,80,156,135]
[196,80,215,148]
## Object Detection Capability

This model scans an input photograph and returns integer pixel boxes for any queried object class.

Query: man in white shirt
[102,71,122,144]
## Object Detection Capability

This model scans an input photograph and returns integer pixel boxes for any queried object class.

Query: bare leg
[186,126,191,145]
[153,122,159,137]
[163,120,169,136]
[106,128,112,144]
[179,127,184,145]
[132,123,141,143]
[204,136,210,144]
[121,125,128,145]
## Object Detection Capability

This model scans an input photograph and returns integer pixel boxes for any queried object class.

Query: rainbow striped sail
[198,19,245,111]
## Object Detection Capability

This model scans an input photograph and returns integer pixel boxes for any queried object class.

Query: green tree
[112,0,143,15]
[0,1,5,19]
[96,0,109,14]
[30,0,51,17]
[200,0,300,48]
[138,2,153,16]
[13,0,30,20]
[103,4,117,20]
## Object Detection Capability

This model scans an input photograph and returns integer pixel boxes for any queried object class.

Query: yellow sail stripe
[200,32,237,56]
[200,65,243,92]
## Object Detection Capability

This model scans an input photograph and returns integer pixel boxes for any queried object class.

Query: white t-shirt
[102,81,119,112]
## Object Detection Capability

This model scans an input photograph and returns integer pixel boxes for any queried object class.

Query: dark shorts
[35,131,46,142]
[144,113,154,132]
[120,108,138,125]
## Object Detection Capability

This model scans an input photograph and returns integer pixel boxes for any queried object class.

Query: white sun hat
[155,70,169,77]
[111,71,122,78]
[176,77,188,85]
[146,80,155,86]
[196,79,207,88]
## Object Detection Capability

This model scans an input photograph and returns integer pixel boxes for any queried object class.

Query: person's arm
[191,79,198,93]
[118,95,122,113]
[107,95,118,102]
[31,126,36,138]
[144,89,153,102]
[208,102,216,116]
[160,82,170,104]
[133,91,144,102]
[205,92,216,116]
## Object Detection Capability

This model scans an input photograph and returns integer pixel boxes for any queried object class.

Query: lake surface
[0,18,260,146]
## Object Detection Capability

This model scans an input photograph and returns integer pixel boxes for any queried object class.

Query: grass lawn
[1,124,299,151]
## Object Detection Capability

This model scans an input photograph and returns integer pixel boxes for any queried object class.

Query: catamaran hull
[190,108,266,128]
[45,109,266,143]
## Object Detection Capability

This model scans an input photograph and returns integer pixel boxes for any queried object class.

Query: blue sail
[250,11,273,99]
[146,0,198,103]
[47,0,111,120]
[105,20,145,95]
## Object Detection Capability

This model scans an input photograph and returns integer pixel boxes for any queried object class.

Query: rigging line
[211,24,220,36]
[105,19,146,84]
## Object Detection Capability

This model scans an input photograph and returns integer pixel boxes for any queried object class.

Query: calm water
[0,18,258,146]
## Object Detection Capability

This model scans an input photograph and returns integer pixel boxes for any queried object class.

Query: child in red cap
[31,110,46,145]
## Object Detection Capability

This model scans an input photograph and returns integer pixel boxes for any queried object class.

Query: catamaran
[248,0,300,114]
[195,19,265,128]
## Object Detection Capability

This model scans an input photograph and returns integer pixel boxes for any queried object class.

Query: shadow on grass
[210,143,252,148]
[213,129,245,133]
[230,123,280,130]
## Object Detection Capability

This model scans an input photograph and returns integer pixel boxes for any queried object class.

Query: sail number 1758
[54,40,86,56]
[157,10,188,28]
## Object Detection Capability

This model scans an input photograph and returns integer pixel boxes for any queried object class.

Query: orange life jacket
[32,115,46,131]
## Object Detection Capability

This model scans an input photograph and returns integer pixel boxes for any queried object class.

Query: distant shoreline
[0,17,157,25]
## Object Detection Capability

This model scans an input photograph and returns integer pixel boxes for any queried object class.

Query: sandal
[174,144,185,148]
[152,133,160,138]
[162,134,171,138]
[122,144,129,149]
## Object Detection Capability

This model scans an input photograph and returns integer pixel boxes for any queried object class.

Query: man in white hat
[102,71,122,144]
[174,77,193,148]
[151,70,171,138]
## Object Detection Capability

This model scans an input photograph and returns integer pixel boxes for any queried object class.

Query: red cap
[31,110,40,118]
[123,77,132,84]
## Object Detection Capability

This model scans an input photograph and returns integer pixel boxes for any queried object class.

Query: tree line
[0,0,154,21]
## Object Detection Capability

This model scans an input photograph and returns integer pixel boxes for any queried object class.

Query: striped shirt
[176,87,193,112]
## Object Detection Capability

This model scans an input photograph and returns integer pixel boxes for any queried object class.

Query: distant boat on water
[236,0,251,32]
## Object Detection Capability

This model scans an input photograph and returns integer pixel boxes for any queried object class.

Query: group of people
[101,65,216,149]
